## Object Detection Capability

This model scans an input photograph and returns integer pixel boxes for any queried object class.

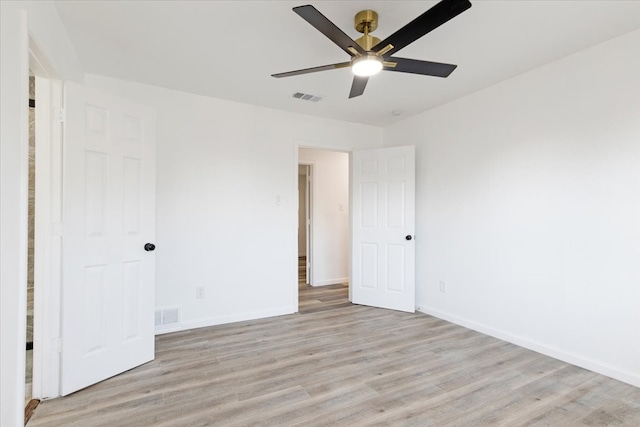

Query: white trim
[311,278,349,287]
[292,144,300,312]
[32,75,51,399]
[28,28,65,401]
[417,304,640,388]
[28,35,59,79]
[155,307,296,336]
[298,161,315,286]
[32,76,63,400]
[347,152,353,304]
[296,142,354,301]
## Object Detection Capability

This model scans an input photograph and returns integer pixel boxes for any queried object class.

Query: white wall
[384,30,640,386]
[299,148,350,286]
[84,74,381,330]
[0,2,83,426]
[0,6,29,426]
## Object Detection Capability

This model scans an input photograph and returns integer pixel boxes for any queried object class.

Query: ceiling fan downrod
[354,10,381,51]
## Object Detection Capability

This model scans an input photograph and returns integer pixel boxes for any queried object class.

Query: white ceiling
[54,0,640,127]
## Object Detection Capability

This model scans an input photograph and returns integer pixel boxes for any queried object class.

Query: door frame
[29,36,64,400]
[297,162,313,286]
[294,143,353,309]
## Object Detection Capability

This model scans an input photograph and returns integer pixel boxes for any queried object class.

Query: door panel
[352,146,415,312]
[61,82,156,396]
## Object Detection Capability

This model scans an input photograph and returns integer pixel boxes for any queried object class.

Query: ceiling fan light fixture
[351,55,383,77]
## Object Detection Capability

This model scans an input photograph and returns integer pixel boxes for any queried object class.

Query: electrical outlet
[196,287,205,299]
[439,281,447,293]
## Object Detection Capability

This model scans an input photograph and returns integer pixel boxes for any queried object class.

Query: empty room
[1,1,639,426]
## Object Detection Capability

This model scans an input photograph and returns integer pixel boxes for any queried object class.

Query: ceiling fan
[272,0,472,98]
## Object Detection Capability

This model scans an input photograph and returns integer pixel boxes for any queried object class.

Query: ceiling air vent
[292,92,323,102]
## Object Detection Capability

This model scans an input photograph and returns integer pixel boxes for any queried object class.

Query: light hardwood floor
[28,262,640,426]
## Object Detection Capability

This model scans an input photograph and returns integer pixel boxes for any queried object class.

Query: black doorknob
[405,235,413,241]
[144,243,156,252]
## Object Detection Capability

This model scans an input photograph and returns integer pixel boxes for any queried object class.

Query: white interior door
[60,82,156,396]
[351,146,415,312]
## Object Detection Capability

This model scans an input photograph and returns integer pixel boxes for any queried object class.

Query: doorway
[297,148,350,309]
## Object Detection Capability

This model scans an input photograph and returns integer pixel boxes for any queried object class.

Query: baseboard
[417,304,640,388]
[311,277,348,287]
[155,306,295,336]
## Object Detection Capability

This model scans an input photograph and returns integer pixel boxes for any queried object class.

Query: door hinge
[55,107,66,123]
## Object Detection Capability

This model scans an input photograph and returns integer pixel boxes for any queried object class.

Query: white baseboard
[311,277,348,287]
[154,324,182,335]
[155,306,295,336]
[417,304,640,388]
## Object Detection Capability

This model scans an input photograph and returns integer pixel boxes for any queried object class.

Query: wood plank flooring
[28,261,640,426]
[298,258,350,314]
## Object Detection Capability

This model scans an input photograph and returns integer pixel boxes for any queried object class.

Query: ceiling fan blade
[384,57,457,77]
[349,76,368,98]
[272,62,351,78]
[373,0,472,57]
[294,5,366,56]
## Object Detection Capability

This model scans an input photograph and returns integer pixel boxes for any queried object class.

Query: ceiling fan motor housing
[354,10,381,50]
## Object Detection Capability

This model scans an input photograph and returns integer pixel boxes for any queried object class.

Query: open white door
[352,146,415,312]
[60,82,156,395]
